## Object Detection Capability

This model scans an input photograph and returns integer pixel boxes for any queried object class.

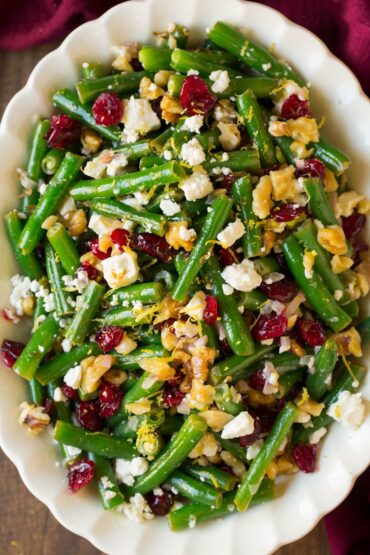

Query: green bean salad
[2,21,370,528]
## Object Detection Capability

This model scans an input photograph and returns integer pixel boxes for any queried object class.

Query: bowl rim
[0,1,369,553]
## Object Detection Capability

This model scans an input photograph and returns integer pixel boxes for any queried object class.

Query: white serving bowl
[0,0,369,553]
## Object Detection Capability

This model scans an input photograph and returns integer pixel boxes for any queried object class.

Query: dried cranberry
[259,278,298,303]
[98,382,123,417]
[89,237,111,260]
[78,261,99,281]
[179,75,217,115]
[75,400,102,431]
[203,295,218,325]
[275,251,290,273]
[248,369,266,392]
[131,58,144,71]
[42,397,53,415]
[293,443,317,473]
[1,309,13,322]
[341,211,366,240]
[270,203,305,222]
[239,414,262,447]
[130,233,175,262]
[68,458,95,493]
[1,339,25,367]
[95,326,124,353]
[295,158,325,180]
[351,237,369,265]
[92,92,123,126]
[297,318,325,346]
[220,337,233,357]
[220,173,235,192]
[252,314,288,341]
[35,245,46,263]
[154,317,177,333]
[146,490,174,516]
[111,228,130,250]
[150,98,163,120]
[62,384,78,400]
[218,247,236,267]
[281,94,311,119]
[162,373,185,408]
[45,114,81,149]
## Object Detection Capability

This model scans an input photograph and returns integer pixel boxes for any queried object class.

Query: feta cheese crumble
[180,138,206,166]
[89,214,124,236]
[221,411,255,439]
[159,198,181,216]
[327,391,365,429]
[182,115,204,134]
[63,365,82,390]
[209,70,230,94]
[217,218,245,248]
[182,291,206,320]
[122,98,161,143]
[119,493,153,523]
[180,169,213,201]
[221,259,262,292]
[101,251,139,289]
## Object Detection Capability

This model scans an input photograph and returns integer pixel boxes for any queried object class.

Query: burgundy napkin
[0,0,369,553]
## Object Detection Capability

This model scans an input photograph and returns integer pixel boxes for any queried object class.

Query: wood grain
[0,43,330,555]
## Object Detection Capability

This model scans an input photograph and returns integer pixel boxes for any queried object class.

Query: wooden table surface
[0,43,331,555]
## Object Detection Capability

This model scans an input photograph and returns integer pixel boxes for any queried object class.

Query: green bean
[310,138,351,176]
[278,368,305,398]
[27,377,45,405]
[168,479,275,530]
[32,297,47,330]
[168,73,277,99]
[21,119,50,213]
[149,128,174,156]
[168,470,222,508]
[203,149,260,173]
[234,402,297,511]
[139,155,165,170]
[203,254,254,356]
[4,211,44,279]
[76,71,152,103]
[172,195,233,301]
[70,161,186,200]
[139,46,172,71]
[170,48,241,78]
[113,418,139,440]
[302,177,338,226]
[208,22,305,85]
[88,452,125,510]
[113,345,169,370]
[306,339,338,400]
[18,152,83,254]
[344,301,359,319]
[36,343,101,385]
[253,256,281,276]
[273,136,295,165]
[294,220,350,305]
[237,89,276,167]
[214,434,249,463]
[214,383,243,416]
[80,62,105,80]
[282,235,351,332]
[86,198,168,237]
[65,281,105,345]
[181,462,238,492]
[52,89,121,142]
[108,282,164,306]
[54,420,137,459]
[201,321,220,352]
[293,363,365,445]
[47,222,80,275]
[13,314,60,380]
[237,289,267,311]
[210,344,276,385]
[127,414,208,495]
[90,139,153,164]
[101,306,153,327]
[41,148,64,175]
[45,242,71,317]
[232,176,263,257]
[160,415,183,436]
[358,317,370,345]
[136,425,163,458]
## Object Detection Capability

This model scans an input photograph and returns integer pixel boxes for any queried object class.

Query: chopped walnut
[160,95,183,123]
[188,432,219,459]
[199,410,233,432]
[139,356,176,380]
[252,175,274,219]
[331,254,353,273]
[80,354,115,394]
[165,221,196,251]
[139,76,165,100]
[220,450,245,477]
[335,190,364,218]
[110,42,139,72]
[323,168,338,192]
[270,165,298,201]
[125,398,152,415]
[189,379,215,410]
[81,129,102,155]
[65,209,87,237]
[262,230,276,256]
[18,402,50,435]
[317,225,347,255]
[334,326,362,358]
[269,117,319,144]
[154,70,173,88]
[41,215,58,230]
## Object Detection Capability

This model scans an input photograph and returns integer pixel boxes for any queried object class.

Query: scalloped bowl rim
[0,1,369,554]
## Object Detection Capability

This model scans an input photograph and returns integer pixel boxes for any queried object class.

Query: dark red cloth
[0,0,369,94]
[0,0,369,552]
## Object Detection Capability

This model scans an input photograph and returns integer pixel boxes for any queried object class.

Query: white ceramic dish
[0,0,369,553]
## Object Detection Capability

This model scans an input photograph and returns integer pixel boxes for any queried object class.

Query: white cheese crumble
[217,122,241,151]
[309,427,327,444]
[89,214,124,236]
[159,198,181,216]
[246,439,264,460]
[64,365,82,390]
[222,284,234,296]
[327,391,365,429]
[106,153,129,177]
[279,336,291,353]
[221,259,262,292]
[179,225,197,242]
[122,98,161,143]
[61,338,72,353]
[180,169,213,201]
[209,70,230,94]
[53,387,66,403]
[59,196,76,217]
[262,361,279,395]
[163,149,173,161]
[180,138,206,166]
[221,411,255,439]
[119,493,153,523]
[101,251,139,289]
[182,115,204,134]
[217,218,245,248]
[182,291,206,320]
[187,69,199,76]
[114,334,138,356]
[115,457,149,486]
[63,445,82,461]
